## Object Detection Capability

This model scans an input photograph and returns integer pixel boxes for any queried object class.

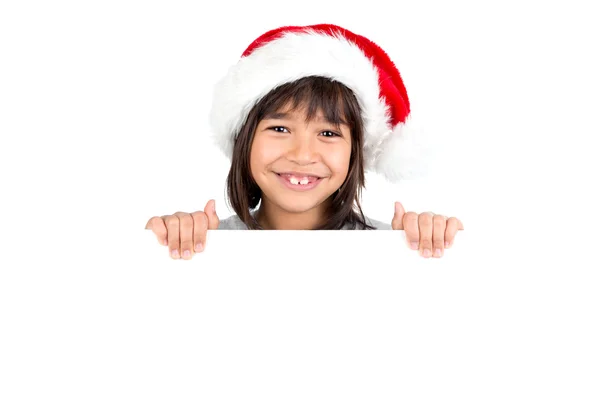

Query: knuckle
[433,215,446,224]
[404,212,418,224]
[178,213,193,229]
[164,215,179,228]
[418,218,433,229]
[433,217,446,229]
[418,212,432,222]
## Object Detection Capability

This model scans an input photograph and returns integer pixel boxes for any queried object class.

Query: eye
[320,130,341,137]
[268,126,289,133]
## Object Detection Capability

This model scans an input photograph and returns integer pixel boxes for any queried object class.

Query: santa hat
[209,24,433,182]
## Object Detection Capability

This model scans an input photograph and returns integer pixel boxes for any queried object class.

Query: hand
[391,201,464,258]
[145,199,220,260]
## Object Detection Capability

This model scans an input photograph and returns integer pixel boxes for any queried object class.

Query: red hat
[209,24,432,182]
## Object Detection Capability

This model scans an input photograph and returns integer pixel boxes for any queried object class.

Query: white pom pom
[371,115,437,182]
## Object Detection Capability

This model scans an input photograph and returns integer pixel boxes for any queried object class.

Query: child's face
[250,105,352,214]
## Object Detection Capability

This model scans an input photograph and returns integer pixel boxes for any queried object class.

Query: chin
[270,193,329,214]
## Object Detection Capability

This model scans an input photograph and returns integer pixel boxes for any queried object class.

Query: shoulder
[365,216,392,230]
[217,214,248,230]
[342,216,392,230]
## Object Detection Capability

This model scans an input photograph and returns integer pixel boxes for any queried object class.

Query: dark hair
[226,76,375,230]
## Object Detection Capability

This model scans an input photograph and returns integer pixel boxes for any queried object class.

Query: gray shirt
[218,213,392,230]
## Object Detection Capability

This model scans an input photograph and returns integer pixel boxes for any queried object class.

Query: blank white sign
[2,230,598,399]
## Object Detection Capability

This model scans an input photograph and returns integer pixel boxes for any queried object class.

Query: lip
[275,171,324,178]
[275,172,323,191]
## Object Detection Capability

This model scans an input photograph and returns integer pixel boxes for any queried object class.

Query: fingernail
[163,239,168,246]
[195,243,203,252]
[423,249,431,258]
[171,249,179,258]
[435,249,442,257]
[183,250,190,258]
[445,241,452,248]
[410,242,419,250]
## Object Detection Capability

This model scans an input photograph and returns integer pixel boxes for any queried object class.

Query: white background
[1,0,599,399]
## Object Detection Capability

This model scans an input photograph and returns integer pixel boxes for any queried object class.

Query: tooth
[290,177,299,185]
[300,178,309,185]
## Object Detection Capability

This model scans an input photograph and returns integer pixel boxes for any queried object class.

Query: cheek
[250,136,281,176]
[325,144,352,179]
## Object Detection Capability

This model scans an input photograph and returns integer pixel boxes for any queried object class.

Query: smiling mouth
[275,172,324,190]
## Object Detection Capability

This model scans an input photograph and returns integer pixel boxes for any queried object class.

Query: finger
[204,199,220,230]
[418,213,434,258]
[432,215,447,258]
[164,215,181,259]
[403,212,419,250]
[445,217,461,248]
[391,201,406,230]
[146,216,168,246]
[174,212,194,260]
[192,211,209,253]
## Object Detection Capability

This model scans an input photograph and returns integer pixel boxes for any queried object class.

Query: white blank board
[1,231,598,399]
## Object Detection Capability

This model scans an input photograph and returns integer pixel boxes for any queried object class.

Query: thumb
[391,201,405,230]
[204,199,220,230]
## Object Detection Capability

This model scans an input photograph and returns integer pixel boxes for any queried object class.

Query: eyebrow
[263,112,292,120]
[263,112,348,126]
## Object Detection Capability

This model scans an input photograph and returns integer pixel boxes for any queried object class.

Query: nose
[286,131,319,165]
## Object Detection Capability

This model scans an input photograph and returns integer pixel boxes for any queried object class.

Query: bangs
[258,76,359,131]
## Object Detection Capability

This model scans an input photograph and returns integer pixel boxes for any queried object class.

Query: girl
[145,24,464,259]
